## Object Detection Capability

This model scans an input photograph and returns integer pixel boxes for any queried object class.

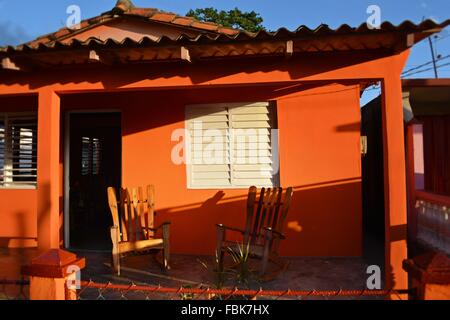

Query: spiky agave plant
[227,242,252,286]
[179,284,195,300]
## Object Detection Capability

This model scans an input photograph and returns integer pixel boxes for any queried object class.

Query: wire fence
[0,278,411,300]
[77,280,410,300]
[0,279,30,300]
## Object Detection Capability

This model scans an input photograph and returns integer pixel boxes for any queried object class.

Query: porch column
[381,74,408,294]
[37,89,61,250]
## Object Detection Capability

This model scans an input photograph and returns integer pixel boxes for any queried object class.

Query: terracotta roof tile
[217,27,240,36]
[79,20,91,29]
[171,17,196,27]
[9,0,449,52]
[53,28,72,39]
[191,21,220,32]
[3,19,448,56]
[18,1,242,47]
[149,12,177,23]
[126,8,158,18]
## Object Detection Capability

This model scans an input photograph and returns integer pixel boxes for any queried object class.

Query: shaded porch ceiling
[403,79,450,117]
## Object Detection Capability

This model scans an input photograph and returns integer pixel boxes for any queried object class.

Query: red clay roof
[1,0,449,57]
[23,2,241,48]
[3,19,448,55]
[21,0,448,51]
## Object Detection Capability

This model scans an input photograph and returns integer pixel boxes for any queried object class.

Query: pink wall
[413,124,425,190]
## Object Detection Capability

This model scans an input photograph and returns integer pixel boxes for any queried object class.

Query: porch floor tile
[0,248,384,299]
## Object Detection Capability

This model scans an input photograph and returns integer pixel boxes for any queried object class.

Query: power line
[362,62,450,95]
[402,61,450,78]
[402,54,450,76]
[435,34,450,43]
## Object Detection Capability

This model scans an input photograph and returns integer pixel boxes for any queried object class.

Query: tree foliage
[186,7,265,32]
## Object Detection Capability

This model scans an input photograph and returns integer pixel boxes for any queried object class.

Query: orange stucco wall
[60,82,362,256]
[0,49,410,288]
[0,190,37,248]
[0,95,38,248]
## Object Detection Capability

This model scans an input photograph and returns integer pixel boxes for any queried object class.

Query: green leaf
[186,7,265,32]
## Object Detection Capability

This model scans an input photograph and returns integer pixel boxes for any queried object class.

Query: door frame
[63,110,122,249]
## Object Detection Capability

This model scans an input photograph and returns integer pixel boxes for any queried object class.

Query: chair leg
[111,226,121,276]
[162,223,171,270]
[260,228,273,277]
[216,225,226,272]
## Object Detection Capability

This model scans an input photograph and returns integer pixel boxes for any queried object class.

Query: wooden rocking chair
[107,185,170,276]
[216,186,293,279]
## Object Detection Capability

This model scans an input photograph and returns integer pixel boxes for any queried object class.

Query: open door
[67,113,121,250]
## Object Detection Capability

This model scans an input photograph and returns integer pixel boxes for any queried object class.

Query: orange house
[402,79,450,256]
[0,1,448,290]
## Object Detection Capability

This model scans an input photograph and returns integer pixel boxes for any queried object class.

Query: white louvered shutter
[229,103,275,187]
[0,113,38,188]
[186,102,278,189]
[186,104,231,188]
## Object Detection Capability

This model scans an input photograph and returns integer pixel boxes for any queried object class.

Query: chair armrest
[216,224,246,235]
[143,222,171,232]
[263,227,286,240]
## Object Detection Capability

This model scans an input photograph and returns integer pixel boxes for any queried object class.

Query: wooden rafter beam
[285,40,294,58]
[88,50,114,65]
[181,46,192,63]
[1,57,29,72]
[406,33,415,48]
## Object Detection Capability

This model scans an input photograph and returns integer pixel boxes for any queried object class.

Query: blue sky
[0,0,449,103]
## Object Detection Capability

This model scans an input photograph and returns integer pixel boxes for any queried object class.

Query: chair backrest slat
[265,188,280,231]
[107,185,158,243]
[278,187,294,231]
[147,185,155,238]
[271,188,283,231]
[244,186,258,244]
[120,188,129,242]
[128,188,136,242]
[139,187,148,239]
[258,188,272,239]
[136,187,145,240]
[108,187,120,228]
[245,186,293,246]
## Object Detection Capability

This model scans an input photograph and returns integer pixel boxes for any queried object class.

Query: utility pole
[428,35,439,79]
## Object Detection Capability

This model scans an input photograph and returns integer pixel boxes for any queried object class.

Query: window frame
[0,112,38,190]
[185,101,279,190]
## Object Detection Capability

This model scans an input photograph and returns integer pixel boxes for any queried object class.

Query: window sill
[0,185,37,190]
[187,185,276,190]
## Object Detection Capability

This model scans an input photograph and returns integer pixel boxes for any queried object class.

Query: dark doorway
[361,96,386,275]
[68,113,121,250]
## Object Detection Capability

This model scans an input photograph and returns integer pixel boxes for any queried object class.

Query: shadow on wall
[0,51,391,90]
[154,178,363,257]
[0,212,36,248]
[386,223,408,291]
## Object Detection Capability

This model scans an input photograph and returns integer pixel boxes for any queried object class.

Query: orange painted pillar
[405,124,417,243]
[37,89,61,250]
[381,74,408,295]
[22,249,85,300]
